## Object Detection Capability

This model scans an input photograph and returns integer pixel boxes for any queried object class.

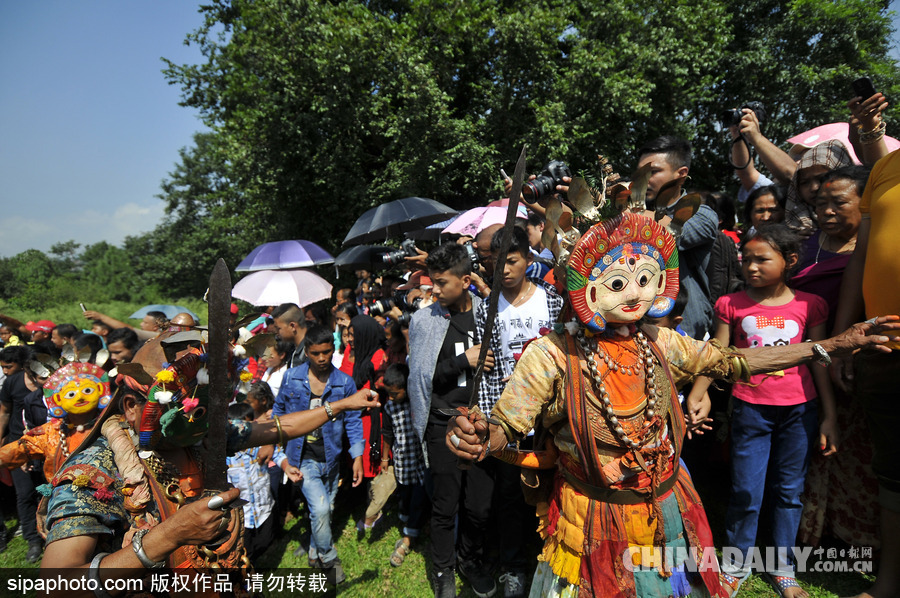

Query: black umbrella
[334,245,392,270]
[342,197,458,246]
[404,214,459,242]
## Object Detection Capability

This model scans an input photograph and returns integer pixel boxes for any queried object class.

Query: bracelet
[496,418,517,444]
[131,528,166,569]
[273,415,286,449]
[323,402,336,421]
[729,354,752,383]
[89,552,113,598]
[859,120,886,144]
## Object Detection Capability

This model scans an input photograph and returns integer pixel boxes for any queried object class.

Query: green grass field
[0,298,211,330]
[0,468,877,597]
[0,294,880,596]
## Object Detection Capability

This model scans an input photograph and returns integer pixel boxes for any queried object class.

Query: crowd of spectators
[0,86,897,598]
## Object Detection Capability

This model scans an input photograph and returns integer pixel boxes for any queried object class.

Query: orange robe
[0,419,90,481]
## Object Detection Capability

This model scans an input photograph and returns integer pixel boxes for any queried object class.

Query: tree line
[3,0,898,307]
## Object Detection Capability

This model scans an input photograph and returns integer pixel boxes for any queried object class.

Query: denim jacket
[273,362,364,472]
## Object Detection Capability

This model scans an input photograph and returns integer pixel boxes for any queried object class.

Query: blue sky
[1,2,899,259]
[0,1,207,258]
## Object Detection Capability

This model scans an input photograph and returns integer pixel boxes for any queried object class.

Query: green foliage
[710,0,900,184]
[0,298,210,330]
[6,1,899,311]
[0,238,209,321]
[148,0,899,279]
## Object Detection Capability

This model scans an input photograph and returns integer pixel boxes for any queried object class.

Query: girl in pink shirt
[714,224,836,596]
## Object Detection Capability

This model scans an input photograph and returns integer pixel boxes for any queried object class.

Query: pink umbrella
[232,269,332,308]
[441,206,527,237]
[786,122,900,164]
[487,197,528,210]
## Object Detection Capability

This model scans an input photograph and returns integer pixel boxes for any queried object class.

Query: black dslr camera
[522,160,572,204]
[462,241,480,270]
[721,101,766,128]
[369,290,424,317]
[382,239,419,267]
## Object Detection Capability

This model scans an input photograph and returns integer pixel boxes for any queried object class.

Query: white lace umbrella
[232,269,332,308]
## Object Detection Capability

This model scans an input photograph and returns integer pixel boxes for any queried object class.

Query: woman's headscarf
[349,315,385,390]
[785,140,854,236]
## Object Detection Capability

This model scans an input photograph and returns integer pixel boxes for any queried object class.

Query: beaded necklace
[576,328,659,450]
[57,416,99,460]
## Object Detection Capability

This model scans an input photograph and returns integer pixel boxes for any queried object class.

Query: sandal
[390,539,411,567]
[720,572,750,597]
[762,572,808,598]
[356,512,384,537]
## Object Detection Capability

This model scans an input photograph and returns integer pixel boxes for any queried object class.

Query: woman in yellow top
[833,148,900,598]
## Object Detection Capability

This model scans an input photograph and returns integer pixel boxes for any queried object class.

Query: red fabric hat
[398,271,433,290]
[25,319,56,333]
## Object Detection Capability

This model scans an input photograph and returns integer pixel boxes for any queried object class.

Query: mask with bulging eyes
[567,213,679,333]
[43,362,111,418]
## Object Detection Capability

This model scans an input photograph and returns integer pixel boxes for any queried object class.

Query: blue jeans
[299,459,340,564]
[397,482,427,538]
[724,399,818,577]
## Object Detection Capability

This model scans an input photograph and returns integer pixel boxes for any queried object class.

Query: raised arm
[742,315,900,375]
[740,109,797,185]
[82,310,130,330]
[849,94,891,166]
[82,310,157,341]
[243,388,379,449]
[730,122,761,191]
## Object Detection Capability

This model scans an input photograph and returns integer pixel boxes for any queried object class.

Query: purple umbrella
[235,240,334,272]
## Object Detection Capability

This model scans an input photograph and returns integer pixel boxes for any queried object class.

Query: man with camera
[371,271,433,328]
[727,103,798,199]
[408,243,497,598]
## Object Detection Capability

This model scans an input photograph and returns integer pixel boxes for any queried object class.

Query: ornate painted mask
[567,212,679,333]
[44,362,111,418]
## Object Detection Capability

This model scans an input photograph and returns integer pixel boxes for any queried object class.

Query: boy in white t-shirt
[475,226,563,416]
[474,225,563,597]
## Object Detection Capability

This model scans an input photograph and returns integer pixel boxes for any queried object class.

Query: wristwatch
[132,528,166,569]
[811,343,832,367]
[323,401,337,422]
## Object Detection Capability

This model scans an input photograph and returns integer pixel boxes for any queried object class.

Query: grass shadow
[335,568,379,592]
